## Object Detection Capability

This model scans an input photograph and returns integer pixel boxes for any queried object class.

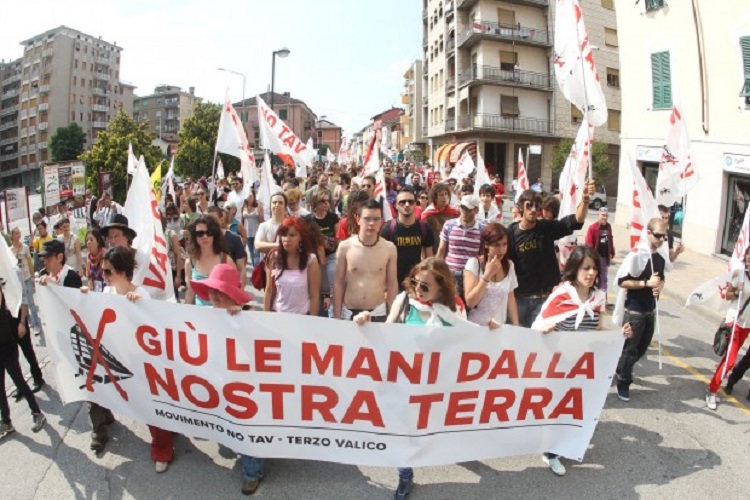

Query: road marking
[660,345,750,416]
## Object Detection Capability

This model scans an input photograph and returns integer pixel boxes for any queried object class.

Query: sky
[0,0,421,139]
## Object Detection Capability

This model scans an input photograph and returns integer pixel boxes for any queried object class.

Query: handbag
[713,295,750,357]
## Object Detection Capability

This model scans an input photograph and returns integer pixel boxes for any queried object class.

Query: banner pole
[26,185,32,237]
[649,253,663,370]
[721,265,745,381]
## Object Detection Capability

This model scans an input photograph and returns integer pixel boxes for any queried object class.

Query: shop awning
[434,144,450,164]
[449,142,472,164]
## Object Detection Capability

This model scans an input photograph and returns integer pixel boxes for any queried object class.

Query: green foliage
[175,102,233,179]
[550,139,612,184]
[405,148,426,164]
[79,109,163,203]
[49,122,86,162]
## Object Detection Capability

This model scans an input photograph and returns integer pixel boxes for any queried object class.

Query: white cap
[460,194,480,210]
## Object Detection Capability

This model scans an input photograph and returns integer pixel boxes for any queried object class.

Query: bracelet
[482,277,490,283]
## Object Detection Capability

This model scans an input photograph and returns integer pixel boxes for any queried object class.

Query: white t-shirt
[103,285,151,299]
[256,219,282,245]
[226,190,246,220]
[464,258,517,326]
[478,203,501,222]
[727,271,750,328]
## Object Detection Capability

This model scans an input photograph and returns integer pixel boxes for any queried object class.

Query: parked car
[589,185,607,210]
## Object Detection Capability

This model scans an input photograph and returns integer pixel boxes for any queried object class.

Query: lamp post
[270,47,291,111]
[217,67,246,116]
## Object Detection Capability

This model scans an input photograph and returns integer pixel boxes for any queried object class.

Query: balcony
[19,109,28,119]
[0,137,17,146]
[96,56,110,65]
[38,141,47,150]
[0,122,16,131]
[457,0,547,9]
[42,48,53,58]
[18,128,28,138]
[28,108,37,118]
[423,95,429,105]
[39,84,50,93]
[33,57,41,65]
[94,72,110,81]
[92,121,108,129]
[92,104,109,112]
[28,125,36,135]
[458,113,552,135]
[165,98,180,107]
[28,88,39,98]
[6,74,21,83]
[447,36,455,53]
[1,105,18,117]
[446,1,454,18]
[402,94,410,105]
[446,78,456,93]
[38,102,49,111]
[457,21,551,49]
[2,89,19,99]
[1,152,18,160]
[458,65,553,91]
[38,122,48,131]
[93,87,109,96]
[19,145,28,155]
[445,118,456,132]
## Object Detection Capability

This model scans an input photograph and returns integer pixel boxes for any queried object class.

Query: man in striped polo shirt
[437,194,485,298]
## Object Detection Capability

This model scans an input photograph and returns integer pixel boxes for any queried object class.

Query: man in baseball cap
[437,194,484,298]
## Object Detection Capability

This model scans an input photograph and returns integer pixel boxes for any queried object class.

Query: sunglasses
[410,278,431,294]
[419,196,428,200]
[651,232,666,239]
[523,201,541,210]
[319,199,330,204]
[103,268,113,277]
[168,217,179,222]
[194,230,214,238]
[397,199,415,206]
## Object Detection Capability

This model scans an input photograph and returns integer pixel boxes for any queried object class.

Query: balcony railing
[1,105,19,117]
[457,21,550,48]
[445,118,456,132]
[92,104,109,112]
[19,109,28,119]
[42,49,53,58]
[0,137,17,146]
[96,56,110,65]
[94,72,110,81]
[93,88,109,96]
[458,65,553,91]
[38,102,49,111]
[0,122,16,131]
[458,113,552,135]
[1,152,18,160]
[2,89,19,99]
[423,95,429,105]
[458,0,547,8]
[446,78,456,93]
[27,125,36,135]
[447,36,455,52]
[6,74,21,83]
[92,121,108,129]
[38,122,48,131]
[39,84,50,93]
[37,142,47,150]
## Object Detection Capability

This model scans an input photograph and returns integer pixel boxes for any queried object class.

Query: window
[606,67,619,88]
[605,28,618,47]
[601,0,614,9]
[500,95,519,117]
[645,0,666,11]
[500,51,518,71]
[608,109,621,132]
[740,37,750,102]
[651,51,672,109]
[279,109,288,120]
[571,104,583,123]
[497,8,515,26]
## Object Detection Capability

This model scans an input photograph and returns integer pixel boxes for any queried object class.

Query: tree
[405,148,427,164]
[80,109,164,203]
[49,122,86,162]
[174,102,239,179]
[550,139,612,184]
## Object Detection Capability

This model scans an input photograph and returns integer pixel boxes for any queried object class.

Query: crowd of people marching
[1,157,748,499]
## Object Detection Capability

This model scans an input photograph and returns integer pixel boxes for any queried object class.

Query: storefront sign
[724,153,750,175]
[43,165,60,206]
[636,146,663,163]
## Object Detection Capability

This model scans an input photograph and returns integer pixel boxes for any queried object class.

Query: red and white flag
[256,95,313,171]
[553,0,608,126]
[514,148,529,203]
[656,101,700,207]
[532,281,605,332]
[338,137,349,164]
[363,135,379,175]
[450,151,475,180]
[473,147,493,198]
[326,148,336,164]
[216,97,256,190]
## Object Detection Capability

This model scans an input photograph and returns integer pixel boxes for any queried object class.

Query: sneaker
[0,421,14,437]
[90,434,108,452]
[155,461,169,473]
[705,391,718,410]
[617,384,630,402]
[542,454,567,476]
[32,380,45,393]
[31,413,46,433]
[394,478,413,500]
[241,479,260,495]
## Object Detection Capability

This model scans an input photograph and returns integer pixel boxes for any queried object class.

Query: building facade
[422,0,620,194]
[315,119,342,154]
[133,85,201,145]
[236,91,317,150]
[0,26,134,188]
[0,59,23,186]
[615,0,750,257]
[402,60,426,151]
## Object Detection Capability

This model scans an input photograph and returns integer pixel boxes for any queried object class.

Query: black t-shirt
[306,213,339,256]
[381,220,436,288]
[0,295,18,345]
[508,215,582,295]
[224,231,247,262]
[597,224,611,262]
[619,252,666,312]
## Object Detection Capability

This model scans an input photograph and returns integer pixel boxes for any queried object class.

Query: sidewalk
[582,215,729,322]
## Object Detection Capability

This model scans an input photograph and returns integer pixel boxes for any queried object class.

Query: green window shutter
[741,37,750,79]
[651,51,672,109]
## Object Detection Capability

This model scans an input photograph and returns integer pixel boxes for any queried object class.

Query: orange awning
[449,142,471,164]
[434,144,449,164]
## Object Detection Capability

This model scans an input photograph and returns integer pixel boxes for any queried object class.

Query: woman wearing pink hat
[190,264,261,495]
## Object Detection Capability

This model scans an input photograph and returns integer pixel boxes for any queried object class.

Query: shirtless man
[333,198,398,322]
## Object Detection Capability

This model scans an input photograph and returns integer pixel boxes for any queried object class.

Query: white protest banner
[450,151,475,180]
[4,187,28,223]
[39,285,624,467]
[123,157,175,302]
[256,95,313,169]
[656,101,699,207]
[0,236,23,317]
[44,165,60,206]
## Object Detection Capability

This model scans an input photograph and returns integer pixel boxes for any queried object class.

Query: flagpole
[721,264,745,380]
[572,5,595,181]
[649,252,663,370]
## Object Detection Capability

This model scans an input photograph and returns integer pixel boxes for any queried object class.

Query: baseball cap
[38,239,65,257]
[459,194,480,210]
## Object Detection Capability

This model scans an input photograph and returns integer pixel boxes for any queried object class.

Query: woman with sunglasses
[531,245,631,477]
[185,216,233,306]
[242,190,264,267]
[195,189,210,215]
[464,222,519,327]
[163,203,184,294]
[306,190,339,312]
[354,257,488,500]
[84,228,107,293]
[415,189,429,219]
[264,217,321,315]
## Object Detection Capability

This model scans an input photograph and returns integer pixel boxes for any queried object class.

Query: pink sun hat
[190,264,254,305]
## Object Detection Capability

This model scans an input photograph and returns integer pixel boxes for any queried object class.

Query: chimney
[189,86,195,95]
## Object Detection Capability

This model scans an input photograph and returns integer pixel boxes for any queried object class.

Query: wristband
[482,277,490,283]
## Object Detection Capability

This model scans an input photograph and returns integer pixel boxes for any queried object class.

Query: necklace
[358,234,379,247]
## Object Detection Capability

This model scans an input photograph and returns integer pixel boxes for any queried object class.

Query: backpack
[381,219,428,244]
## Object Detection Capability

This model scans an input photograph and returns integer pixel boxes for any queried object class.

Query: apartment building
[0,26,135,188]
[401,60,426,151]
[423,0,620,194]
[614,0,750,257]
[133,85,201,144]
[315,119,342,154]
[0,59,22,186]
[236,91,317,149]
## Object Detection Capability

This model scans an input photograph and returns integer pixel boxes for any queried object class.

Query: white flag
[124,156,175,302]
[257,152,281,209]
[338,137,349,164]
[514,148,529,203]
[374,163,393,223]
[216,98,250,158]
[326,148,336,164]
[256,95,313,170]
[554,0,608,126]
[656,102,700,207]
[0,236,23,318]
[127,142,138,175]
[451,151,476,180]
[217,159,225,180]
[364,136,380,175]
[474,147,493,198]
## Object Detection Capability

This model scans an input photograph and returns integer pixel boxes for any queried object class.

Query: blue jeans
[23,277,40,329]
[516,295,546,328]
[398,467,413,481]
[239,455,264,481]
[246,237,260,268]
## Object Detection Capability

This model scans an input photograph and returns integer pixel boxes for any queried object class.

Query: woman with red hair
[264,217,322,315]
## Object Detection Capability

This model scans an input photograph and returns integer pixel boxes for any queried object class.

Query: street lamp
[270,47,291,111]
[218,67,246,119]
